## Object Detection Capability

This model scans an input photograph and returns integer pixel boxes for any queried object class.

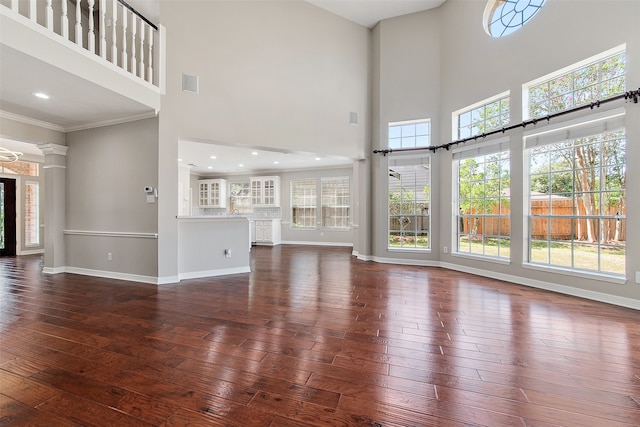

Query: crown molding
[0,110,65,132]
[64,111,158,132]
[37,143,68,156]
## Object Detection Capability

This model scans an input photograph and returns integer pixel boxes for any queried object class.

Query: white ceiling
[1,0,446,172]
[305,0,446,28]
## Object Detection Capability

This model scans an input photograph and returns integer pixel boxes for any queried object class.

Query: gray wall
[66,117,159,277]
[157,0,370,279]
[371,0,640,302]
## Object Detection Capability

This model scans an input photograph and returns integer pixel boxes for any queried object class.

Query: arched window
[483,0,546,38]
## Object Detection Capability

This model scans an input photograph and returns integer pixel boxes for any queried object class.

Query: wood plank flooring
[1,245,639,426]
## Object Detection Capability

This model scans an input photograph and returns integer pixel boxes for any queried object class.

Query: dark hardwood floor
[1,245,639,426]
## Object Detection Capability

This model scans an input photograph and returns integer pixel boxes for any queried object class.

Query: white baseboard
[19,249,44,256]
[179,267,251,280]
[157,275,180,285]
[280,241,353,247]
[42,266,66,274]
[369,255,440,267]
[63,267,159,285]
[440,262,640,311]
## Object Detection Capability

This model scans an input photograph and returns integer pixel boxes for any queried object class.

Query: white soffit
[305,0,447,28]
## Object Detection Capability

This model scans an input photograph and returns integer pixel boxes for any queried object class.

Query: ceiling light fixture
[0,147,24,163]
[177,158,183,162]
[238,163,244,167]
[207,166,213,169]
[315,157,321,161]
[210,155,217,159]
[274,161,280,164]
[251,151,258,156]
[34,92,50,99]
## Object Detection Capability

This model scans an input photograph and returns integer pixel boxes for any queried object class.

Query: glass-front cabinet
[250,176,280,206]
[198,179,227,208]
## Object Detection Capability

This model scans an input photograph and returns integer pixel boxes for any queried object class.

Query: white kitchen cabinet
[254,219,281,245]
[198,179,227,208]
[250,176,280,206]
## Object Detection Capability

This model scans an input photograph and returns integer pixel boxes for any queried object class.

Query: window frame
[452,138,511,263]
[388,119,431,150]
[24,181,40,247]
[290,178,317,229]
[321,176,350,230]
[522,109,626,281]
[452,91,510,141]
[388,154,431,252]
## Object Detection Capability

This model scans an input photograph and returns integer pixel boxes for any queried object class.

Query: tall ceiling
[1,0,447,171]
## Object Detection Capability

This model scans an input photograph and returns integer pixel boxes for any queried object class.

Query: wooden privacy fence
[462,199,626,242]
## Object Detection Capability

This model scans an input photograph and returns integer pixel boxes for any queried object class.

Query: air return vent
[349,111,358,126]
[182,73,199,93]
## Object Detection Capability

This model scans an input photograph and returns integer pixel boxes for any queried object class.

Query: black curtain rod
[373,87,640,156]
[118,0,158,31]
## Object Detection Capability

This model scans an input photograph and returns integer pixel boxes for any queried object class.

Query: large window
[388,119,430,149]
[0,160,39,176]
[321,177,350,229]
[388,156,430,250]
[525,112,626,277]
[527,47,626,119]
[484,0,546,38]
[454,93,510,140]
[454,141,511,259]
[25,182,40,246]
[291,178,317,228]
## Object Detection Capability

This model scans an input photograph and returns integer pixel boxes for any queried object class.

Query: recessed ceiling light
[274,161,279,164]
[210,155,217,159]
[177,158,183,162]
[238,163,244,167]
[315,157,321,161]
[251,152,258,156]
[34,92,49,99]
[207,166,213,169]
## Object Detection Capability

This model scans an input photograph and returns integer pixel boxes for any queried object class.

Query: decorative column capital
[37,143,68,156]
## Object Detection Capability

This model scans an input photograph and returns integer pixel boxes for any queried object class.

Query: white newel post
[111,0,118,65]
[121,6,128,71]
[75,0,83,46]
[99,0,107,59]
[139,20,145,80]
[88,0,95,53]
[131,15,137,76]
[46,0,53,30]
[37,144,69,274]
[147,25,153,83]
[61,0,69,39]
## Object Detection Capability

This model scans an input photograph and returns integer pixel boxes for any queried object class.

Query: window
[0,160,39,176]
[527,48,626,119]
[321,177,350,229]
[484,0,546,38]
[229,181,251,213]
[454,141,511,260]
[291,178,317,228]
[388,119,430,149]
[388,156,430,250]
[525,111,626,277]
[25,182,40,246]
[454,93,510,140]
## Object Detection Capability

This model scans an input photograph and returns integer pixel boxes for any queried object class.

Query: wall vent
[349,111,358,126]
[182,74,199,93]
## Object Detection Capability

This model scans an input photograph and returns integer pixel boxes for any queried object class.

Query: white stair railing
[4,0,159,87]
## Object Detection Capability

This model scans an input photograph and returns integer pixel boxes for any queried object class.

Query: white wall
[372,0,640,305]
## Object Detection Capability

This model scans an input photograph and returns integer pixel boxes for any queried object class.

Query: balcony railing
[2,0,159,87]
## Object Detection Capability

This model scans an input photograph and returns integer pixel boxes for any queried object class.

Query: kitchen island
[177,216,251,280]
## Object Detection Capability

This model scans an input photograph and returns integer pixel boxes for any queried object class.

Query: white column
[111,0,118,64]
[46,0,53,30]
[37,143,69,274]
[121,6,128,71]
[75,0,83,47]
[88,0,95,53]
[131,15,137,76]
[99,0,107,58]
[61,0,69,39]
[28,0,36,21]
[147,26,154,83]
[139,21,146,80]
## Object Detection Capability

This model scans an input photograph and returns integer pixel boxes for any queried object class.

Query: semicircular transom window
[484,0,546,38]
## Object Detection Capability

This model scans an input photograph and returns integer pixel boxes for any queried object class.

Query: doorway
[0,178,17,256]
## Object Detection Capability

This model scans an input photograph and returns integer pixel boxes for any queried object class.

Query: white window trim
[24,180,40,247]
[451,91,510,142]
[451,137,511,260]
[320,176,351,231]
[522,44,626,120]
